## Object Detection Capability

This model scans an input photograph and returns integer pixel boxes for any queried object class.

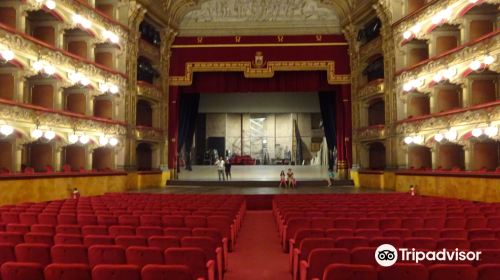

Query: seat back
[24,232,54,246]
[109,226,135,237]
[82,225,108,236]
[126,246,164,267]
[428,264,477,280]
[0,262,44,280]
[148,236,180,251]
[478,264,500,280]
[88,245,126,267]
[299,238,335,261]
[162,215,185,227]
[403,238,437,251]
[164,227,192,238]
[334,237,369,250]
[115,236,148,248]
[185,216,207,228]
[92,264,141,280]
[378,263,428,280]
[51,244,88,264]
[141,264,193,280]
[136,226,163,238]
[0,232,24,246]
[44,263,92,280]
[322,264,377,280]
[164,247,208,280]
[15,243,51,266]
[0,243,15,266]
[307,248,350,280]
[351,247,377,266]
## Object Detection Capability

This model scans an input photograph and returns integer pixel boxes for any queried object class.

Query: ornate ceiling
[178,0,341,36]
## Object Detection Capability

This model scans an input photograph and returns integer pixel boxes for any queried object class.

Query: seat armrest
[222,237,229,270]
[216,247,223,280]
[206,260,215,280]
[300,260,309,280]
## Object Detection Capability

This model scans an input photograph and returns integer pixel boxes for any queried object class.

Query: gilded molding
[139,40,161,61]
[358,80,384,100]
[357,125,387,141]
[0,103,126,135]
[137,83,162,101]
[359,37,382,62]
[169,60,351,86]
[135,126,164,142]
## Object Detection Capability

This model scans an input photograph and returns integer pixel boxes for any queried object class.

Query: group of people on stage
[215,157,232,181]
[278,168,297,189]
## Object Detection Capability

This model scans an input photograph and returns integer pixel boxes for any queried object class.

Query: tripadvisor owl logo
[375,244,398,267]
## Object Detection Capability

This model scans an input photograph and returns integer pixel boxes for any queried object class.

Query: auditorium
[0,0,499,279]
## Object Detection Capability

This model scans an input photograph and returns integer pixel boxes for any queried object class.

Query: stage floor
[177,165,330,181]
[141,185,389,195]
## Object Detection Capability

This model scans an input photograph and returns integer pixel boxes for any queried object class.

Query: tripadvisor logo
[375,244,482,267]
[375,244,398,267]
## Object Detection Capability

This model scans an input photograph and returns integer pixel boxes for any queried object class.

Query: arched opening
[407,94,430,118]
[92,147,114,171]
[0,141,13,173]
[29,81,54,109]
[94,98,113,119]
[25,142,53,172]
[64,89,86,115]
[64,29,89,59]
[136,143,153,171]
[471,141,499,171]
[465,3,498,42]
[356,17,381,45]
[470,78,496,106]
[137,56,159,85]
[408,145,432,170]
[63,145,86,171]
[26,11,60,46]
[139,21,161,47]
[136,99,153,127]
[434,25,460,56]
[407,0,426,14]
[367,99,385,126]
[435,85,461,112]
[437,143,465,170]
[368,142,386,170]
[94,44,115,69]
[407,40,429,67]
[362,55,384,83]
[0,71,15,100]
[0,7,16,28]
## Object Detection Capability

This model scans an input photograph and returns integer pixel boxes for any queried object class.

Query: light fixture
[484,55,495,65]
[411,24,422,34]
[44,65,55,76]
[99,136,109,146]
[413,135,424,145]
[103,30,119,44]
[79,135,90,144]
[45,0,56,10]
[485,126,498,137]
[68,72,90,87]
[68,134,79,144]
[469,60,482,71]
[0,49,14,62]
[32,60,56,76]
[109,84,119,94]
[469,0,479,3]
[471,128,483,137]
[433,73,443,83]
[404,136,414,145]
[109,137,119,146]
[403,31,412,40]
[0,124,14,136]
[443,67,456,80]
[403,82,413,92]
[434,133,444,142]
[445,129,457,141]
[44,130,56,140]
[99,82,119,94]
[31,129,43,139]
[72,14,92,29]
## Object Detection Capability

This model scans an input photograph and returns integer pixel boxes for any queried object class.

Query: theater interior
[0,0,499,279]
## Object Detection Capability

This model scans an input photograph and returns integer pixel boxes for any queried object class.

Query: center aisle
[225,210,290,280]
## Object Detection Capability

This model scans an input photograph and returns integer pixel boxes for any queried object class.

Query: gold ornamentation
[137,83,162,100]
[253,51,265,68]
[169,60,350,86]
[357,125,387,141]
[358,79,384,100]
[135,126,164,141]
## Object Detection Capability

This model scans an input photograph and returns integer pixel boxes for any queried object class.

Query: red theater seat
[164,247,214,280]
[118,215,140,227]
[92,264,141,280]
[31,224,55,234]
[164,227,192,238]
[378,263,428,280]
[82,225,108,236]
[136,226,163,238]
[470,239,500,250]
[185,215,207,228]
[56,225,81,235]
[428,264,477,280]
[334,237,369,250]
[140,215,162,227]
[51,244,88,264]
[354,229,381,238]
[0,244,15,266]
[356,218,379,229]
[321,264,377,280]
[379,218,402,230]
[351,247,377,266]
[293,238,335,280]
[436,238,470,250]
[333,218,356,229]
[83,235,114,247]
[58,214,77,225]
[148,236,180,250]
[1,213,19,224]
[77,215,98,226]
[300,248,350,280]
[383,228,411,238]
[19,213,38,225]
[413,229,440,239]
[109,226,135,237]
[15,243,51,266]
[325,229,353,239]
[126,246,164,267]
[88,245,126,267]
[0,262,44,280]
[44,263,91,280]
[401,218,424,230]
[311,217,333,229]
[162,215,185,228]
[54,234,83,245]
[478,264,500,280]
[369,237,402,248]
[476,249,500,265]
[141,264,193,280]
[97,216,118,226]
[115,236,147,248]
[6,224,30,234]
[181,236,223,280]
[38,214,58,225]
[24,232,54,246]
[403,237,437,250]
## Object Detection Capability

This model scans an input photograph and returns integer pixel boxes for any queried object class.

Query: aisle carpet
[225,210,290,280]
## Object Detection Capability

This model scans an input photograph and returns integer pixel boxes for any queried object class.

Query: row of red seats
[280,217,500,249]
[291,237,500,280]
[1,258,212,280]
[314,263,498,280]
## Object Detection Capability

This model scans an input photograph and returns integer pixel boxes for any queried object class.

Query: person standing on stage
[326,168,335,187]
[224,158,232,180]
[215,157,225,181]
[287,168,295,189]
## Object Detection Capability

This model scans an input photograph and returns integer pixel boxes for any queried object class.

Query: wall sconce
[0,124,14,137]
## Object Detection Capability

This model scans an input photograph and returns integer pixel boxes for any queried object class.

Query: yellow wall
[0,172,170,206]
[356,171,500,202]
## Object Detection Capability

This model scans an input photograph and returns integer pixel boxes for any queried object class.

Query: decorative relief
[178,0,340,35]
[357,125,386,140]
[139,40,161,61]
[0,104,126,135]
[137,83,162,100]
[135,126,164,141]
[396,104,500,135]
[169,60,351,86]
[358,79,384,100]
[359,37,382,61]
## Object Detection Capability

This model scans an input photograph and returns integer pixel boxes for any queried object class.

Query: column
[463,143,472,171]
[15,142,23,172]
[54,145,62,172]
[86,148,93,170]
[431,147,437,169]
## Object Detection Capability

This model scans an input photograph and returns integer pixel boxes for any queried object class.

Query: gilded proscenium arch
[168,60,351,86]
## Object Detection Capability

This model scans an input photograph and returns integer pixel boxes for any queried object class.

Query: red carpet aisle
[225,211,290,280]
